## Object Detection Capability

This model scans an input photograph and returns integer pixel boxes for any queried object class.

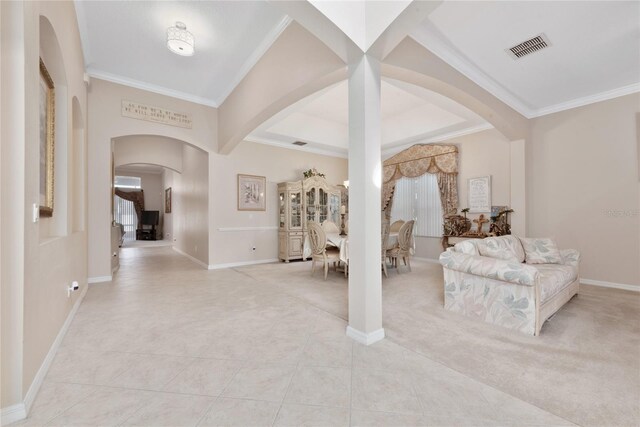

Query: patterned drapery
[382,144,458,216]
[115,189,145,223]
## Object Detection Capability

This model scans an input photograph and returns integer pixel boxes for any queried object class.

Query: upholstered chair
[387,220,414,273]
[390,220,405,233]
[381,220,391,278]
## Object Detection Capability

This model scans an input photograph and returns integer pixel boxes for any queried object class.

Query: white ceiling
[75,0,289,106]
[248,78,490,158]
[411,1,640,117]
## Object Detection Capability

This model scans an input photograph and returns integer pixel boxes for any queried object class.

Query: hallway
[16,247,574,426]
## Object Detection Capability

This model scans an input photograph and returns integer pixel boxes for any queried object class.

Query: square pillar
[346,54,384,345]
[510,139,526,236]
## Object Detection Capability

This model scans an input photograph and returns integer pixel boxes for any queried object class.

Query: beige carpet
[238,259,640,427]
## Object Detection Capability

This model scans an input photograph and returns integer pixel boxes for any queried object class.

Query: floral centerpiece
[303,168,325,179]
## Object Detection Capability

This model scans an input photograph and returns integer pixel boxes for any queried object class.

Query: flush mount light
[167,21,194,56]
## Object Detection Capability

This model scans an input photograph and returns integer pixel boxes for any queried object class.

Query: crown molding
[530,82,640,118]
[409,31,536,118]
[87,69,220,108]
[214,16,293,106]
[244,136,348,159]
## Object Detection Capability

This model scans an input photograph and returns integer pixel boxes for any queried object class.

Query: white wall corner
[208,259,279,270]
[346,326,385,345]
[172,246,209,269]
[581,278,639,292]
[87,275,112,284]
[1,403,27,425]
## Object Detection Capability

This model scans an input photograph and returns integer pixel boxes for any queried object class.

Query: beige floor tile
[45,388,154,426]
[14,382,101,426]
[246,334,308,365]
[350,409,428,427]
[221,364,296,402]
[197,397,279,427]
[299,336,353,368]
[163,358,244,397]
[107,354,194,391]
[120,392,213,426]
[284,366,351,408]
[45,350,139,386]
[351,369,422,415]
[274,403,350,427]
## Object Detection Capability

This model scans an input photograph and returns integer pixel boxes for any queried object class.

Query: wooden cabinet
[277,176,342,262]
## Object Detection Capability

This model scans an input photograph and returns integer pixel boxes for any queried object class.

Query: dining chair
[308,221,341,280]
[381,220,390,278]
[387,220,414,273]
[321,220,340,235]
[390,220,405,233]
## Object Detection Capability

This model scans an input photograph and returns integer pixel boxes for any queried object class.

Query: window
[390,174,443,237]
[114,175,141,241]
[114,175,141,189]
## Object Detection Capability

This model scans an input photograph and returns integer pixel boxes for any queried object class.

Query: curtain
[382,144,459,216]
[115,189,145,223]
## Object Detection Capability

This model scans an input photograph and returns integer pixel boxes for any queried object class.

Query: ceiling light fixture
[167,21,194,56]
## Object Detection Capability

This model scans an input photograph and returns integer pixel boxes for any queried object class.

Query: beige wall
[209,141,348,266]
[412,129,511,259]
[529,94,640,287]
[1,0,88,411]
[88,79,217,280]
[171,144,209,264]
[114,135,184,173]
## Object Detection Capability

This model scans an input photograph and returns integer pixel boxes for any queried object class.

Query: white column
[346,54,384,345]
[510,139,526,236]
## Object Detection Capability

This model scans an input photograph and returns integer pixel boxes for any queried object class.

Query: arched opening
[109,135,209,270]
[39,15,69,239]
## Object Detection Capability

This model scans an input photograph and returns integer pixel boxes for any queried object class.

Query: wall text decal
[121,100,192,129]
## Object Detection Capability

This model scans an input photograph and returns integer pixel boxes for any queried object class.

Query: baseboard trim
[412,257,440,264]
[6,284,88,424]
[1,403,26,425]
[208,258,279,270]
[346,326,385,345]
[581,278,639,292]
[172,247,208,269]
[87,275,112,284]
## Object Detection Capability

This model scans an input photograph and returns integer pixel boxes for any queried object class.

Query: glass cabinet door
[279,192,285,228]
[290,191,301,229]
[329,194,340,224]
[306,188,316,223]
[318,189,328,223]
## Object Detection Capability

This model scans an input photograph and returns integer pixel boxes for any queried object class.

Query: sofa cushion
[454,240,481,256]
[536,264,578,303]
[520,237,563,264]
[478,235,525,263]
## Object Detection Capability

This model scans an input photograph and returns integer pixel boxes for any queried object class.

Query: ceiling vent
[507,34,550,59]
[292,141,307,146]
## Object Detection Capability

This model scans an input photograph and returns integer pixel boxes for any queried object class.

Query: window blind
[390,175,443,237]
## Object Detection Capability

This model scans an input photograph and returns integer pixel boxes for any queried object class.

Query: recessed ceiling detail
[248,78,491,158]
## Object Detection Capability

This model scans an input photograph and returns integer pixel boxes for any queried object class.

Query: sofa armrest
[560,248,580,268]
[439,250,539,287]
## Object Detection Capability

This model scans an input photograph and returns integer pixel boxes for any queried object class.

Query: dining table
[303,232,400,265]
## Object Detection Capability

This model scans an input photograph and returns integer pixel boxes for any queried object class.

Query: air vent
[507,34,550,59]
[292,141,307,146]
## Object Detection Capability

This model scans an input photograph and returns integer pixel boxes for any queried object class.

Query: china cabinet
[278,175,341,262]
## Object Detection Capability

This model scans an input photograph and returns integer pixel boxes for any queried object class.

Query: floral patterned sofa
[439,235,580,335]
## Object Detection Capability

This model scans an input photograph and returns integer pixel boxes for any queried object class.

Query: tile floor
[14,246,625,426]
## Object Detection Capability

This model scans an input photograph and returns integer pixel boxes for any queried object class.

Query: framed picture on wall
[237,174,266,211]
[468,175,491,213]
[165,187,172,213]
[39,58,55,217]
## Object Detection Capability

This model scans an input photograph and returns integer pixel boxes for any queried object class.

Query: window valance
[382,144,459,216]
